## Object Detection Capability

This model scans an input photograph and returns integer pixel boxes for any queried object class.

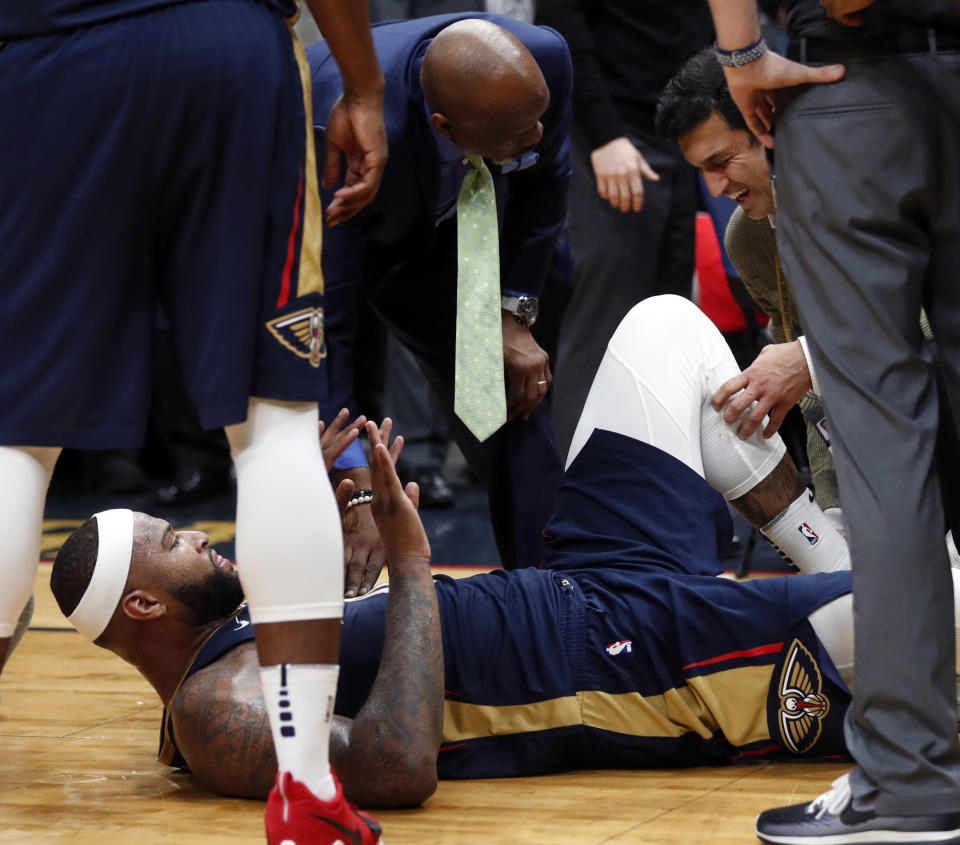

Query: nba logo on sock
[798,522,820,546]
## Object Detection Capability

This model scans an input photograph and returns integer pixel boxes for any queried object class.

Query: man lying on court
[53,295,929,809]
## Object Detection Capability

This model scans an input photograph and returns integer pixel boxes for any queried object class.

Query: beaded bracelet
[346,489,374,511]
[714,36,768,68]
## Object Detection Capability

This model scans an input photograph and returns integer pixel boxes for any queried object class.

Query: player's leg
[225,399,344,800]
[0,447,60,676]
[0,18,158,682]
[568,294,848,573]
[806,592,855,692]
[568,293,787,478]
[154,5,381,842]
[687,307,846,574]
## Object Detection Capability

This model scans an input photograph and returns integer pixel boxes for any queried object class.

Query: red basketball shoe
[266,771,383,845]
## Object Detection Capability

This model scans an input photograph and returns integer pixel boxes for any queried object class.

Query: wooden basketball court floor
[0,530,849,845]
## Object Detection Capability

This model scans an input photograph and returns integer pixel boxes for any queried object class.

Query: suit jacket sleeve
[498,26,573,298]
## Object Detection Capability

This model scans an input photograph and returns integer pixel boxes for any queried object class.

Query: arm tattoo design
[171,646,277,799]
[333,559,444,807]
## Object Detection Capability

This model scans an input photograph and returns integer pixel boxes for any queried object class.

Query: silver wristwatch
[501,294,539,328]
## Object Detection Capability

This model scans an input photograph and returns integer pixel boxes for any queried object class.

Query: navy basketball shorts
[0,0,328,448]
[424,566,852,779]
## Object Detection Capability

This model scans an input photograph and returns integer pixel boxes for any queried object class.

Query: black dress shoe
[87,450,147,495]
[156,468,232,506]
[410,468,454,509]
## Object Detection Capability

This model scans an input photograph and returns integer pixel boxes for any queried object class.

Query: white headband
[68,509,134,642]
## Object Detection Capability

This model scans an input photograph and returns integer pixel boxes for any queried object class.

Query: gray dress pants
[776,48,960,815]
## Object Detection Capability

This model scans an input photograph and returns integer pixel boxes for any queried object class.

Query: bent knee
[609,295,713,359]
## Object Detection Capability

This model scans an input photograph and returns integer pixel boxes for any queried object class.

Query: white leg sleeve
[225,399,342,624]
[567,295,785,499]
[808,593,855,691]
[0,447,60,637]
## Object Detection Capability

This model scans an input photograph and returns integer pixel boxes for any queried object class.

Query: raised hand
[712,340,812,439]
[366,420,431,567]
[318,408,367,472]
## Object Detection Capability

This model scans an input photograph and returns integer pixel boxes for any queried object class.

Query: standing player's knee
[225,399,321,462]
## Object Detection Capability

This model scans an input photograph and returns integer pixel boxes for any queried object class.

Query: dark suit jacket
[307,13,573,421]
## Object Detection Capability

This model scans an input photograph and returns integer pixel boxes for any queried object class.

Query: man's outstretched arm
[705,0,845,147]
[302,0,387,224]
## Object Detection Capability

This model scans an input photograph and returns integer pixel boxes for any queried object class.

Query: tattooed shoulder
[169,642,277,799]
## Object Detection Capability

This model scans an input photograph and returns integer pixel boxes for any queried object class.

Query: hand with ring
[502,314,552,420]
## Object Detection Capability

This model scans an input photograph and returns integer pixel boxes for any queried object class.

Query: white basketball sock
[260,663,339,800]
[823,507,845,534]
[760,489,850,574]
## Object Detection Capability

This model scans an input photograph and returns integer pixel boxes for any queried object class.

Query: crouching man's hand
[712,340,812,439]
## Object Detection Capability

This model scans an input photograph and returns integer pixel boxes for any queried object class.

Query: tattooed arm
[168,643,275,799]
[167,423,443,806]
[330,421,443,807]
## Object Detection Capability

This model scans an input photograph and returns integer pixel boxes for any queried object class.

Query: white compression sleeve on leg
[808,592,855,691]
[226,399,343,624]
[0,447,60,637]
[568,294,725,472]
[698,406,786,501]
[567,294,786,501]
[694,312,786,500]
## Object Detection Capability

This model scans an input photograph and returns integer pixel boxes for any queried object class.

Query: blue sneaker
[756,774,960,844]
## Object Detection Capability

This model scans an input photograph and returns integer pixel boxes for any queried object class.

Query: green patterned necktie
[454,153,506,442]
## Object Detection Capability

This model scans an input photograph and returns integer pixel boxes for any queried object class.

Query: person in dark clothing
[704,0,960,842]
[534,0,714,457]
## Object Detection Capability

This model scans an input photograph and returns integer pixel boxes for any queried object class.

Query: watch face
[517,297,539,326]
